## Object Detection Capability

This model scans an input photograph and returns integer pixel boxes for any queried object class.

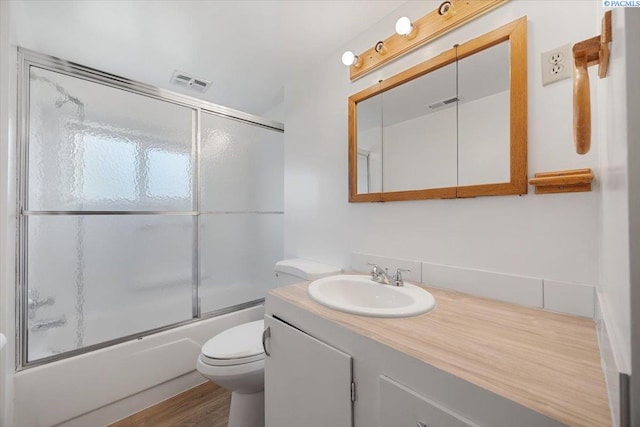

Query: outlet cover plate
[541,43,572,86]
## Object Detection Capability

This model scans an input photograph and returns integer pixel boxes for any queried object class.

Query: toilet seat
[200,319,265,366]
[200,352,265,366]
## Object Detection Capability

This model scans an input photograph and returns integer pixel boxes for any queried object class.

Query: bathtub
[14,304,263,427]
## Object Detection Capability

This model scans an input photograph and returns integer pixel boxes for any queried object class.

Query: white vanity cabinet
[263,315,353,427]
[380,376,477,427]
[265,289,568,427]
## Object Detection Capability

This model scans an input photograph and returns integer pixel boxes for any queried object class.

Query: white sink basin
[308,274,436,318]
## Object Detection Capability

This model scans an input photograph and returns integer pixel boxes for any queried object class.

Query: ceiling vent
[170,70,212,93]
[427,96,459,110]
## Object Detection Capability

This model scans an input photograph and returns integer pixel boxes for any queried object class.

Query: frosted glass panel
[201,113,283,212]
[26,215,194,361]
[200,213,283,314]
[28,67,194,211]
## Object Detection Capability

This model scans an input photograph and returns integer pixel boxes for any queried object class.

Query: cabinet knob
[417,422,428,427]
[262,326,271,357]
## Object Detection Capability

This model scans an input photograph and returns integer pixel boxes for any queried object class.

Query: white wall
[596,7,640,423]
[283,1,601,287]
[596,7,632,378]
[0,1,16,425]
[626,9,640,423]
[262,100,285,124]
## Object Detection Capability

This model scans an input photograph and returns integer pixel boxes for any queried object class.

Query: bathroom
[0,0,638,426]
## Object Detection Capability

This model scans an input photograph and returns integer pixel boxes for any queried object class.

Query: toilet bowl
[197,320,266,427]
[197,259,342,427]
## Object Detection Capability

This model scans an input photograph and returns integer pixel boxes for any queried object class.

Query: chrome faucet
[367,263,411,287]
[368,263,391,284]
[393,268,411,287]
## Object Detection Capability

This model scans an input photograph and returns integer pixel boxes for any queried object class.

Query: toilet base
[228,390,264,427]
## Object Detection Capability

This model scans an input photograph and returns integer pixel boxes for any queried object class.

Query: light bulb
[342,51,356,66]
[395,17,413,36]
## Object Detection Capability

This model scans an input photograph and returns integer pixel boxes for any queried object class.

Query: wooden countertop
[269,282,611,427]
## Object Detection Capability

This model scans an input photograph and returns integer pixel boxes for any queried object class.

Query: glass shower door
[24,66,196,362]
[199,113,284,314]
[20,53,285,367]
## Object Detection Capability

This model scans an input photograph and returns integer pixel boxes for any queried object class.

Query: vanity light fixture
[341,51,363,68]
[374,41,388,56]
[438,1,456,19]
[395,17,417,40]
[345,0,508,81]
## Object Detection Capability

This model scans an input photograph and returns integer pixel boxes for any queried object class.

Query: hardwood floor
[108,382,230,427]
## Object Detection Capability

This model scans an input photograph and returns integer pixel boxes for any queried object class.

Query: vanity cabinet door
[380,375,478,427]
[264,315,353,427]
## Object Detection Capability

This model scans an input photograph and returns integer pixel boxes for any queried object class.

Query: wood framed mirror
[348,17,527,202]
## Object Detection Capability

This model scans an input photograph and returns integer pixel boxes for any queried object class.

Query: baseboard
[595,292,629,427]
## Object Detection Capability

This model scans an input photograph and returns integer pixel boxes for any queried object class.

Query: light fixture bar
[349,0,509,81]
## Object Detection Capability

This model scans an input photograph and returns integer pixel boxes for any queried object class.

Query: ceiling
[8,0,406,117]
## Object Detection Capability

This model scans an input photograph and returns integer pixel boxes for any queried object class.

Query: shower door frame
[16,48,284,370]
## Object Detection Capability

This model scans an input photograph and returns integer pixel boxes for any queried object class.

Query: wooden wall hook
[572,10,612,155]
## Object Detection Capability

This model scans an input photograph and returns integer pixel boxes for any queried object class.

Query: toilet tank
[274,259,342,287]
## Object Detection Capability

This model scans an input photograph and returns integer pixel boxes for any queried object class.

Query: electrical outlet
[541,43,572,86]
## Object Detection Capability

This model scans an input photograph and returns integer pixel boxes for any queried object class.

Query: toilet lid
[202,319,265,360]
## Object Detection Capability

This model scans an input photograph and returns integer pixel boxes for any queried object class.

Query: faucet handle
[393,268,411,286]
[367,263,387,281]
[367,262,381,273]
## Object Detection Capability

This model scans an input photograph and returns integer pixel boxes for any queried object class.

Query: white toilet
[196,258,341,427]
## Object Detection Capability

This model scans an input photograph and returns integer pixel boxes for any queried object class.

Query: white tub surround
[14,306,262,427]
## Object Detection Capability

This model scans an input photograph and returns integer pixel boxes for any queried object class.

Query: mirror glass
[458,41,510,186]
[356,94,382,194]
[381,62,458,193]
[355,44,510,195]
[350,17,527,202]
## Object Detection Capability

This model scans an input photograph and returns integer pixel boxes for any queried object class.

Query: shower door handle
[262,326,271,357]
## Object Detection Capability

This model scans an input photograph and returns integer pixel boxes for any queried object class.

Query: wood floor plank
[108,418,133,427]
[107,382,230,427]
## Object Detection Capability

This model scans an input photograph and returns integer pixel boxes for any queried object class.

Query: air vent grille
[427,96,459,110]
[170,70,212,93]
